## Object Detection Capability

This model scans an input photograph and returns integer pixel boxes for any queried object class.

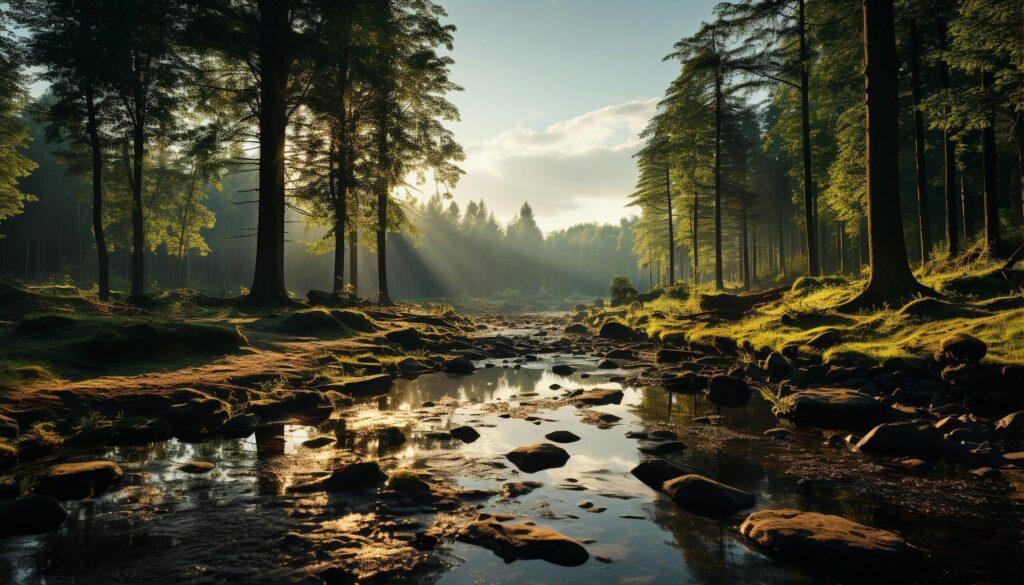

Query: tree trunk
[841,0,933,310]
[665,165,674,285]
[84,86,109,301]
[714,69,724,290]
[741,207,750,291]
[348,229,359,296]
[692,189,700,284]
[937,17,959,258]
[130,118,145,297]
[981,70,1001,255]
[777,190,785,275]
[799,0,819,277]
[333,218,346,293]
[909,18,931,266]
[248,0,292,306]
[1015,110,1024,227]
[962,166,974,241]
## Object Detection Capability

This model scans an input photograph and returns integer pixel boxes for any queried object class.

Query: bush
[791,275,849,293]
[663,283,691,300]
[610,276,638,307]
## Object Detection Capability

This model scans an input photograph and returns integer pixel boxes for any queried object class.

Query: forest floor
[0,274,1022,583]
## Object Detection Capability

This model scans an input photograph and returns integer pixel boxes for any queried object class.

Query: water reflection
[0,356,1021,584]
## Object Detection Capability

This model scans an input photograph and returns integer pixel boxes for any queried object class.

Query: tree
[841,0,933,310]
[18,0,117,299]
[0,5,37,233]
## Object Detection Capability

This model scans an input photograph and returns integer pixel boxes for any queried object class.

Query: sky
[436,0,719,233]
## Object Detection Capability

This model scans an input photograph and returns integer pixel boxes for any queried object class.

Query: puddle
[2,355,1022,584]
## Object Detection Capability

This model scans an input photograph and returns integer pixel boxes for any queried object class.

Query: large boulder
[0,495,68,537]
[575,388,624,406]
[36,461,123,500]
[443,356,476,375]
[456,519,589,566]
[506,443,570,473]
[662,474,755,516]
[740,508,924,583]
[855,422,950,461]
[780,388,893,430]
[598,321,636,341]
[707,376,751,407]
[936,333,987,364]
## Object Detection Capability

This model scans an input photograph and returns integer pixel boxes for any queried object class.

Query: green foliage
[610,276,638,307]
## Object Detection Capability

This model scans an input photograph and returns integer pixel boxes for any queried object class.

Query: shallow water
[2,354,1023,584]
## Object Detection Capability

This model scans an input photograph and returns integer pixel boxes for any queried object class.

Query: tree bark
[981,70,1001,255]
[692,189,700,284]
[129,113,145,297]
[348,228,359,296]
[714,68,724,290]
[1015,110,1024,227]
[740,206,750,291]
[841,0,933,311]
[798,0,819,277]
[909,18,931,266]
[665,165,674,285]
[937,17,959,258]
[248,0,292,306]
[84,86,109,301]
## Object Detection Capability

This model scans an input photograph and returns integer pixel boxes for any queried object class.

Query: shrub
[663,282,691,300]
[610,276,638,307]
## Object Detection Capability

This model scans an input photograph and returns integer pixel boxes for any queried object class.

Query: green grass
[582,258,1024,367]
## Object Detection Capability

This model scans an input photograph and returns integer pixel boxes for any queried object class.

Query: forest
[0,1,1023,584]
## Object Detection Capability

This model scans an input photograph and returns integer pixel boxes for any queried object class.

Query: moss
[0,438,16,466]
[276,309,348,335]
[16,421,63,457]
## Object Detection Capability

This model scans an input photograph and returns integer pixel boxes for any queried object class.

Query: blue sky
[436,0,719,231]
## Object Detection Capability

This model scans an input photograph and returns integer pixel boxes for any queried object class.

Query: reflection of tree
[389,368,547,408]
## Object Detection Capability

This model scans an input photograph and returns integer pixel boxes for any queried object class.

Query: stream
[2,342,1023,584]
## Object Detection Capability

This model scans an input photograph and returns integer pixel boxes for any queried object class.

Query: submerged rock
[636,440,687,455]
[290,461,388,492]
[302,436,335,449]
[781,388,892,430]
[551,364,576,376]
[544,430,581,443]
[575,388,624,406]
[37,461,123,500]
[506,443,570,473]
[449,426,480,443]
[0,495,67,537]
[456,520,589,566]
[662,474,755,516]
[739,508,924,583]
[179,461,215,474]
[499,480,543,499]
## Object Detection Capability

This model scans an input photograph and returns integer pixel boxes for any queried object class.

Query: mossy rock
[329,309,379,333]
[277,310,346,335]
[938,271,1024,299]
[898,298,986,320]
[15,314,80,334]
[73,321,245,363]
[790,276,849,293]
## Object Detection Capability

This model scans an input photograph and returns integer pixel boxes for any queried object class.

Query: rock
[1002,452,1024,467]
[499,481,543,498]
[781,388,892,430]
[995,411,1024,437]
[637,440,687,454]
[662,475,755,516]
[0,495,67,537]
[598,321,636,341]
[662,372,708,394]
[706,376,751,407]
[443,356,476,375]
[291,461,387,492]
[577,499,594,509]
[605,348,635,360]
[575,388,624,406]
[302,436,335,449]
[396,357,432,377]
[564,323,588,335]
[378,426,406,446]
[221,413,260,439]
[385,327,422,347]
[739,508,924,583]
[807,330,843,350]
[456,520,589,566]
[551,364,576,376]
[630,463,704,489]
[450,426,480,443]
[656,349,690,363]
[544,430,580,443]
[36,461,123,500]
[763,353,792,379]
[506,443,570,473]
[936,333,987,363]
[855,422,950,461]
[971,466,1000,478]
[0,415,18,439]
[596,358,618,369]
[179,461,215,474]
[764,428,795,440]
[323,374,394,396]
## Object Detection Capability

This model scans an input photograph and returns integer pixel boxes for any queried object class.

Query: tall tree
[841,0,932,309]
[0,5,37,233]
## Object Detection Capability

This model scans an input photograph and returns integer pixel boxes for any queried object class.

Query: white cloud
[448,98,657,232]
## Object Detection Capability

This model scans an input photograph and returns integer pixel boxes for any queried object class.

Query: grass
[581,254,1024,367]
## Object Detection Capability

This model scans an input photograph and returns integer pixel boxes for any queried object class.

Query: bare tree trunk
[842,0,933,310]
[692,190,700,284]
[129,116,145,297]
[348,228,359,296]
[1015,110,1024,227]
[248,0,292,306]
[798,0,818,277]
[981,70,1002,255]
[665,165,674,285]
[937,17,959,258]
[909,18,931,266]
[84,86,109,301]
[714,68,724,290]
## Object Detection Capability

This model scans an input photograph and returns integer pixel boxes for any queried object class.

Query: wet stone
[0,495,67,537]
[450,426,481,443]
[544,430,581,443]
[179,461,215,474]
[36,461,123,501]
[456,519,589,566]
[506,443,570,473]
[662,474,755,517]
